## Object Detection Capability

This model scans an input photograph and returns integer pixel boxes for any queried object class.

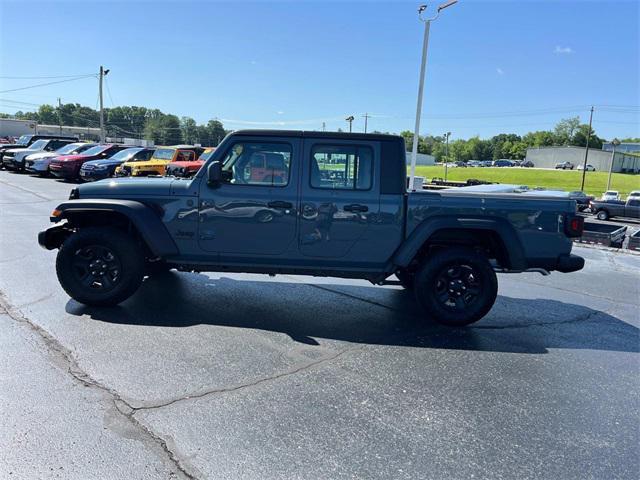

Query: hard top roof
[230,129,402,142]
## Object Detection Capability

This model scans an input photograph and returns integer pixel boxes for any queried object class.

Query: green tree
[554,117,580,145]
[180,116,199,144]
[572,124,603,149]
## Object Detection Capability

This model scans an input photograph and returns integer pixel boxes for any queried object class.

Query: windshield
[79,145,108,156]
[109,148,143,161]
[29,139,48,150]
[17,135,31,145]
[605,191,618,196]
[152,148,175,160]
[199,150,215,162]
[55,143,84,155]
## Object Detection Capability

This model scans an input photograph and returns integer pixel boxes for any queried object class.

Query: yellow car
[115,145,204,177]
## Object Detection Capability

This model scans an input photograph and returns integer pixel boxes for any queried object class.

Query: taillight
[564,215,584,237]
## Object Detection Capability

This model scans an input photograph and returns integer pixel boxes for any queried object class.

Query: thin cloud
[554,46,574,54]
[276,111,284,115]
[496,68,504,75]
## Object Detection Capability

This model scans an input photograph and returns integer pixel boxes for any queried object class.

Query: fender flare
[50,199,179,257]
[393,216,527,270]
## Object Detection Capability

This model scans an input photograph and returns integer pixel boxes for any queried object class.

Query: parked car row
[447,159,535,168]
[0,134,214,182]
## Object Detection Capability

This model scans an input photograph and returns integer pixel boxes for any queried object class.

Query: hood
[0,144,23,150]
[4,147,31,154]
[53,154,91,162]
[83,158,122,167]
[26,151,57,161]
[77,176,179,197]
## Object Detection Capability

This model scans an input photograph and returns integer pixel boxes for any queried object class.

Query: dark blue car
[79,147,154,181]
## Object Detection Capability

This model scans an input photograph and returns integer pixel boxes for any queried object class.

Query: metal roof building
[525,146,639,173]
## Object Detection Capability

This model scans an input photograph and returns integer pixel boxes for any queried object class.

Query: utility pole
[607,138,620,191]
[57,97,62,134]
[345,115,354,133]
[580,106,594,191]
[408,0,458,191]
[98,66,110,143]
[322,122,326,132]
[363,112,371,133]
[444,131,451,181]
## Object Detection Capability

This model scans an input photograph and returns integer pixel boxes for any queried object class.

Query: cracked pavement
[1,170,639,479]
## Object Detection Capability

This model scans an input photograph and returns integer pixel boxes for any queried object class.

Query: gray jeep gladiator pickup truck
[39,130,585,326]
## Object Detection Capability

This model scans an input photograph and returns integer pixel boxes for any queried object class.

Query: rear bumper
[520,253,585,274]
[556,254,585,273]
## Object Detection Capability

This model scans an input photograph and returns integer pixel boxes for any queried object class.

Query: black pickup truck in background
[590,198,640,221]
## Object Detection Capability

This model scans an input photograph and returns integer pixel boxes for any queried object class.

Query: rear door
[298,139,379,258]
[198,136,300,256]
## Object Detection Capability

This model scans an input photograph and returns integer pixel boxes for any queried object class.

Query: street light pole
[98,66,110,143]
[444,131,450,181]
[579,105,594,192]
[345,115,354,133]
[607,138,620,191]
[408,1,457,191]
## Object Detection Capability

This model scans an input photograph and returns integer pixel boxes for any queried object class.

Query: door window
[310,145,373,190]
[221,142,291,186]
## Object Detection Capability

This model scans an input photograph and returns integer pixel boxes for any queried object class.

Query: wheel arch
[393,216,527,271]
[44,199,179,257]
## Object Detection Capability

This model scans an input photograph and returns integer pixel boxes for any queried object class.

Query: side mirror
[207,161,222,186]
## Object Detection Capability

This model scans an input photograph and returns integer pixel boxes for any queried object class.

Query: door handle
[343,204,368,212]
[267,200,293,209]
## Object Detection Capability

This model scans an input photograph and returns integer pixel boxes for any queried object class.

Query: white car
[601,190,620,201]
[1,138,77,171]
[628,190,640,200]
[24,142,95,175]
[577,164,596,171]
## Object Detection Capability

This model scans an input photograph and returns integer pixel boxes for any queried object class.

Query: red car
[165,147,212,178]
[49,144,131,180]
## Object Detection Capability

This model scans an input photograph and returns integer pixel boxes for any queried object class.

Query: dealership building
[525,146,640,173]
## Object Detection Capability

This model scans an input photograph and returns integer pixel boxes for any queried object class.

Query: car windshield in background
[56,143,84,155]
[79,145,108,156]
[199,150,215,162]
[17,135,31,145]
[152,148,175,160]
[109,148,143,161]
[29,140,48,150]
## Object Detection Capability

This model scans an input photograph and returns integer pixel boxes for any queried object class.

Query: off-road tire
[56,227,144,306]
[414,247,497,327]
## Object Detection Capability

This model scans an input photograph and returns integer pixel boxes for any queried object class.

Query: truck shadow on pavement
[65,271,639,355]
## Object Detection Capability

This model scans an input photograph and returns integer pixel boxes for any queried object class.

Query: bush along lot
[414,166,640,198]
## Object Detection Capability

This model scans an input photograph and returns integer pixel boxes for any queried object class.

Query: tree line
[2,106,637,158]
[399,117,628,162]
[2,104,227,147]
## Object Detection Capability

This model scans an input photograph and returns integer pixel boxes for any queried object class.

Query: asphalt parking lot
[1,170,639,480]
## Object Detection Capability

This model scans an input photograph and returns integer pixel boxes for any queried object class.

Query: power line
[0,75,96,94]
[0,73,95,79]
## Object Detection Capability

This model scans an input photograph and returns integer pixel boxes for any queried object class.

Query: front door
[299,139,379,258]
[198,137,300,256]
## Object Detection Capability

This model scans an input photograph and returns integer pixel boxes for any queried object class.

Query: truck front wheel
[56,227,144,306]
[414,248,497,326]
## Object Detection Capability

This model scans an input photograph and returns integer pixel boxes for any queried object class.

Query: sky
[1,0,638,140]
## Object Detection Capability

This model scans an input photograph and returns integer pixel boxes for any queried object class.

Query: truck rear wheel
[56,227,144,306]
[414,248,497,326]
